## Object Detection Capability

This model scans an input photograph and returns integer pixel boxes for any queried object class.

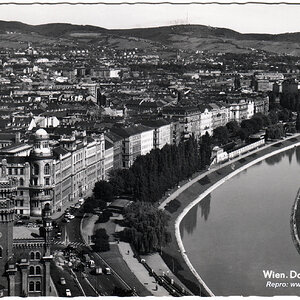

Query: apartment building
[0,129,105,217]
[140,119,171,149]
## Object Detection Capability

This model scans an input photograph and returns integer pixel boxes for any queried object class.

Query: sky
[0,0,299,34]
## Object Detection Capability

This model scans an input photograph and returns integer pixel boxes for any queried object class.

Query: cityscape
[1,0,300,297]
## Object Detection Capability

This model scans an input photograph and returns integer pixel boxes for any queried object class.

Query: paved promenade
[80,213,167,296]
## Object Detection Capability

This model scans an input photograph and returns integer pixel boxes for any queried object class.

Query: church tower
[40,203,53,296]
[0,160,17,296]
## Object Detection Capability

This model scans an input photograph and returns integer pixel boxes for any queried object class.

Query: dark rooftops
[110,124,152,138]
[53,146,69,158]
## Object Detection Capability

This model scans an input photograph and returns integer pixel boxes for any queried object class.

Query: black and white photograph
[0,0,300,297]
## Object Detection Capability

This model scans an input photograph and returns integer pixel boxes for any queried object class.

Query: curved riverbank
[291,189,300,255]
[160,134,300,296]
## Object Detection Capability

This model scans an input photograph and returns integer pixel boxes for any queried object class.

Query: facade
[0,129,105,217]
[162,106,201,140]
[253,96,269,115]
[111,125,154,169]
[140,126,154,156]
[229,100,249,123]
[140,119,171,149]
[209,103,230,130]
[199,106,213,136]
[104,131,123,171]
[104,141,114,179]
[0,167,52,297]
[246,100,254,119]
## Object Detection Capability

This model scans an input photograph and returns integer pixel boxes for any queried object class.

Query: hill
[1,21,300,55]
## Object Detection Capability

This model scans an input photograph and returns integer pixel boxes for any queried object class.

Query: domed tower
[29,129,54,217]
[0,162,17,296]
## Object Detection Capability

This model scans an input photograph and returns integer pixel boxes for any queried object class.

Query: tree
[93,228,110,252]
[213,126,229,145]
[268,110,278,125]
[121,202,171,254]
[226,121,240,137]
[93,181,114,202]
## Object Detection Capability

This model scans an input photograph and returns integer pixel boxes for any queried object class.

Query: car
[70,204,75,208]
[75,203,81,209]
[68,214,75,220]
[65,289,71,297]
[60,277,66,285]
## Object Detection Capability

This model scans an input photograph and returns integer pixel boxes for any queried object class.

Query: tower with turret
[29,129,54,217]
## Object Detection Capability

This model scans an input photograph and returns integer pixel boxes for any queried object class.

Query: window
[29,282,34,292]
[8,168,12,175]
[33,164,39,175]
[20,168,24,175]
[0,246,2,258]
[35,252,41,260]
[44,164,50,175]
[35,281,41,292]
[36,266,41,275]
[45,178,50,185]
[20,191,23,196]
[29,266,34,275]
[30,252,35,260]
[19,178,24,186]
[14,168,18,175]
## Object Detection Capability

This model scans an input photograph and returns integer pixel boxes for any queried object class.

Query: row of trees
[121,202,171,254]
[213,109,294,146]
[93,134,212,204]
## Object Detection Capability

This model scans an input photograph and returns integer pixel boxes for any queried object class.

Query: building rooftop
[13,226,41,240]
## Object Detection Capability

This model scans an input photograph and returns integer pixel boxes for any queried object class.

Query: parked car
[60,277,66,285]
[67,214,75,220]
[65,289,71,297]
[104,267,111,275]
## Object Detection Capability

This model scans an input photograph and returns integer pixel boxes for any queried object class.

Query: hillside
[1,21,300,55]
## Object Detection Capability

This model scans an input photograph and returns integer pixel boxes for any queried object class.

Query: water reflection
[296,147,300,165]
[181,201,199,237]
[287,148,295,164]
[200,194,211,222]
[265,151,285,166]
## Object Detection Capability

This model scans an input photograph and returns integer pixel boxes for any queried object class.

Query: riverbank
[291,188,300,255]
[160,134,300,296]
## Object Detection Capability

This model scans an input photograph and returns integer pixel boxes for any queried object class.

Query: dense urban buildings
[0,18,300,297]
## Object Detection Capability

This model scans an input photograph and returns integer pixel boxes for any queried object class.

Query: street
[50,207,135,296]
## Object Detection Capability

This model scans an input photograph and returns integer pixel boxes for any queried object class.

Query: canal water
[180,146,300,296]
